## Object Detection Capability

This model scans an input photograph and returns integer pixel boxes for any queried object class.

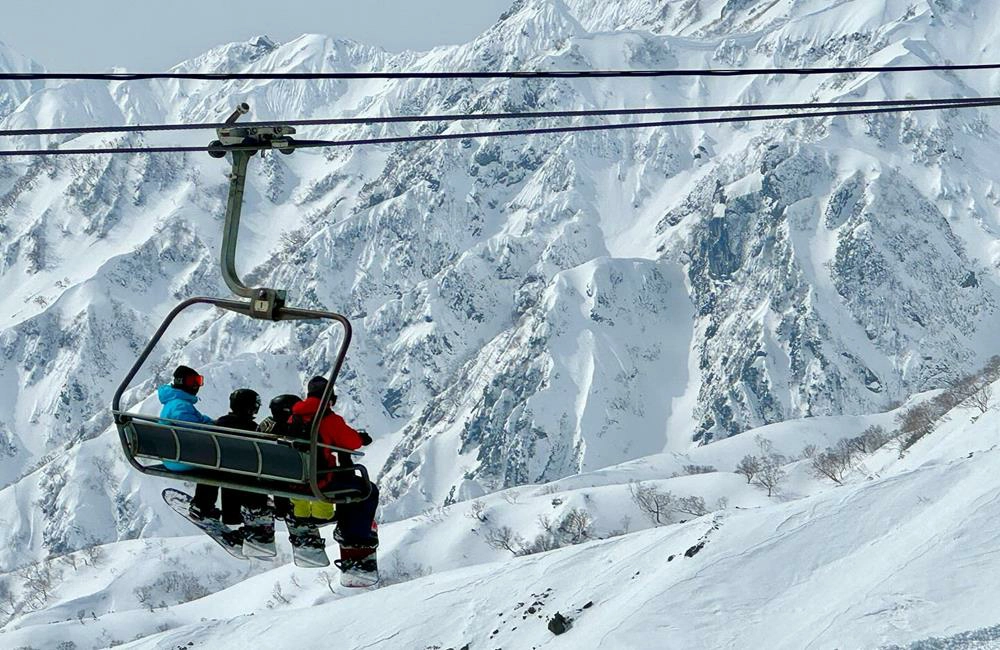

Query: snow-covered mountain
[4,0,1000,646]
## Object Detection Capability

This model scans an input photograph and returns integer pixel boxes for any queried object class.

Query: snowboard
[243,535,277,559]
[162,488,245,560]
[335,544,379,587]
[288,518,331,568]
[291,541,331,568]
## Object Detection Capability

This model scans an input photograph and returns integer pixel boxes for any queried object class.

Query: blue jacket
[157,384,214,471]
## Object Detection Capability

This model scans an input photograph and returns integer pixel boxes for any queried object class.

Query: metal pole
[219,150,255,298]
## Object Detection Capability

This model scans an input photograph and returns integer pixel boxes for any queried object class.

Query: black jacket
[215,412,258,432]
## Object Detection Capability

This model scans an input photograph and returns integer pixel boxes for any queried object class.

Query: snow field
[7,390,994,648]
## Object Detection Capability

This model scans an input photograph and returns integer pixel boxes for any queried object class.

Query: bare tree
[834,438,860,465]
[675,495,709,517]
[613,515,632,537]
[133,586,155,612]
[537,514,555,535]
[379,557,431,587]
[483,525,524,556]
[735,455,761,483]
[557,508,594,545]
[897,402,943,449]
[18,563,57,608]
[753,453,786,497]
[964,379,993,414]
[58,553,78,572]
[279,229,308,253]
[844,436,868,456]
[82,544,105,568]
[628,481,674,525]
[519,532,560,555]
[680,464,717,476]
[860,425,887,452]
[501,491,521,505]
[810,448,850,485]
[935,377,970,411]
[465,499,488,523]
[983,355,1000,382]
[755,435,776,457]
[800,444,818,460]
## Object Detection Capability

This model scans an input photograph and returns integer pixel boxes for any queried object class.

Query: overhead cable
[0,98,997,158]
[5,62,1000,81]
[0,95,995,138]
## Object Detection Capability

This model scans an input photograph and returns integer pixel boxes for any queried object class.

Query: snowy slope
[2,392,997,649]
[118,445,1000,650]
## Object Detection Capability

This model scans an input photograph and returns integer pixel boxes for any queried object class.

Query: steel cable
[0,96,996,138]
[0,97,996,157]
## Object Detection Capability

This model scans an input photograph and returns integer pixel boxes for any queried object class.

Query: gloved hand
[358,429,373,446]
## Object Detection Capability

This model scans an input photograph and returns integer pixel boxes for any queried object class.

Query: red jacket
[290,396,363,469]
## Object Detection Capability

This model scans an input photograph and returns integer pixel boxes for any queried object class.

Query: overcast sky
[2,0,514,71]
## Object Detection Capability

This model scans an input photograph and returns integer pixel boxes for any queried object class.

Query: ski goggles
[174,374,204,389]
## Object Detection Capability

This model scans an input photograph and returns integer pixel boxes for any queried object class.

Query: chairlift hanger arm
[211,103,296,315]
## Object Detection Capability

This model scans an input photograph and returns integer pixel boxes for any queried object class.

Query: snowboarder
[259,391,339,565]
[209,387,266,542]
[255,393,300,521]
[157,365,225,520]
[290,377,379,578]
[237,393,304,558]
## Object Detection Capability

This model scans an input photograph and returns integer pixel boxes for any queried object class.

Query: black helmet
[269,393,302,420]
[306,376,329,398]
[172,365,204,394]
[229,388,261,415]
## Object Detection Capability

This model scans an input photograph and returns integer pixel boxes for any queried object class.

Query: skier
[290,376,379,549]
[157,365,226,520]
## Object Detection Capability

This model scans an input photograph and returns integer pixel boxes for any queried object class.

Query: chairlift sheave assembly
[111,104,369,504]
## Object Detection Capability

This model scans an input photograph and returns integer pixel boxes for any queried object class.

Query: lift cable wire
[1,95,996,139]
[1,97,998,157]
[6,62,1000,81]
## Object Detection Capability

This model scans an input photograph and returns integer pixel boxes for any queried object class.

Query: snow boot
[189,502,222,522]
[289,518,329,568]
[242,505,277,558]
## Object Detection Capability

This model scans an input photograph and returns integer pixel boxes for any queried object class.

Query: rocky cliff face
[2,0,1000,566]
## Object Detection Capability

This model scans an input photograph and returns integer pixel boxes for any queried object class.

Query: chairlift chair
[111,104,370,504]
